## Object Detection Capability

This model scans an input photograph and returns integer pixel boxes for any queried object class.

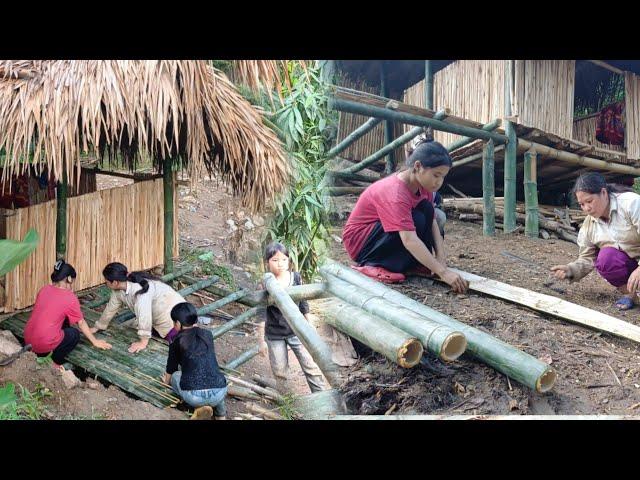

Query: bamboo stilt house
[0,60,290,312]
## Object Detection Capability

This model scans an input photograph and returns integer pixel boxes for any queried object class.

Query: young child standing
[259,242,328,394]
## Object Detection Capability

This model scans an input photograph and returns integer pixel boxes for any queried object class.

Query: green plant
[256,61,336,280]
[0,382,52,420]
[180,246,236,289]
[36,353,53,367]
[277,393,302,420]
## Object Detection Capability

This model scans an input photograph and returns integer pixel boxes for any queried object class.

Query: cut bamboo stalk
[448,267,640,346]
[56,167,68,260]
[210,306,262,339]
[321,260,557,393]
[252,374,277,390]
[327,171,378,183]
[263,272,340,387]
[247,403,282,420]
[328,117,384,159]
[196,289,248,316]
[227,385,262,401]
[328,187,367,196]
[321,273,466,362]
[482,139,496,236]
[224,344,260,370]
[524,149,539,238]
[227,375,283,401]
[503,60,517,234]
[315,297,423,368]
[294,389,349,419]
[425,60,433,110]
[447,119,502,152]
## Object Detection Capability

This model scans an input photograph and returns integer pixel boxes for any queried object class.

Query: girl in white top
[90,262,186,352]
[551,173,640,310]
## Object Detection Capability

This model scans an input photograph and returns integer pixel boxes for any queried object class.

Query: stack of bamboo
[443,197,581,243]
[319,261,557,393]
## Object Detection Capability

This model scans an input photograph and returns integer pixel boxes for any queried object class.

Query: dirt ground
[0,173,319,420]
[329,194,640,416]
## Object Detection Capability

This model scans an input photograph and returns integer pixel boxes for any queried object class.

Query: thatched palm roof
[0,60,290,212]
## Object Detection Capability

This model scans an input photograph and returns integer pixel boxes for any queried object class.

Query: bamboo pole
[247,403,282,420]
[163,156,174,273]
[226,374,283,402]
[446,119,502,153]
[328,187,366,196]
[56,166,68,260]
[524,149,539,238]
[263,272,340,387]
[328,117,384,160]
[482,139,496,237]
[380,63,395,176]
[425,60,434,110]
[321,273,466,362]
[315,297,423,368]
[227,385,261,401]
[224,344,260,370]
[331,98,508,144]
[210,306,262,339]
[452,145,505,169]
[321,260,557,393]
[294,389,348,419]
[326,171,378,183]
[341,109,449,175]
[196,289,248,316]
[503,60,517,234]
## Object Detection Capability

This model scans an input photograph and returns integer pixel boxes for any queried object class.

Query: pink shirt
[24,284,84,353]
[342,174,434,260]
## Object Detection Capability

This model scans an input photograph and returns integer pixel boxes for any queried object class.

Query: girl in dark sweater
[258,242,328,394]
[163,302,227,420]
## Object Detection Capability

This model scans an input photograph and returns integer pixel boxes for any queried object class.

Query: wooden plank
[449,268,640,344]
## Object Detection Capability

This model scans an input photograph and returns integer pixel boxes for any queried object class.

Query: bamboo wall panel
[4,201,57,311]
[3,178,178,311]
[403,60,575,147]
[625,72,640,160]
[336,77,403,168]
[572,115,624,152]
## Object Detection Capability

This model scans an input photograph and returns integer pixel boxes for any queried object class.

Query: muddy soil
[329,194,640,416]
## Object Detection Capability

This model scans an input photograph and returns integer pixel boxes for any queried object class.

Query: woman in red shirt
[342,140,468,293]
[24,260,112,370]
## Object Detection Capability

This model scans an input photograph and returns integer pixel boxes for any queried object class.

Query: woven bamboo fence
[572,114,625,153]
[3,178,178,311]
[403,60,575,146]
[336,76,403,169]
[625,72,640,160]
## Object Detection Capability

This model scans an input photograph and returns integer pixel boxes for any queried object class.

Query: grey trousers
[434,207,446,237]
[266,335,328,394]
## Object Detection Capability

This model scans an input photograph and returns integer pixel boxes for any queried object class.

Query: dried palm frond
[0,60,291,212]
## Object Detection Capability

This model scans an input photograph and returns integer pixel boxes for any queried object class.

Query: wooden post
[482,139,496,236]
[380,62,395,175]
[503,60,517,234]
[425,60,434,110]
[163,156,174,273]
[263,272,340,387]
[55,166,68,260]
[524,149,539,238]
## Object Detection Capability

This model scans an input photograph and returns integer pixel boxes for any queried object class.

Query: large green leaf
[0,228,39,277]
[0,383,17,410]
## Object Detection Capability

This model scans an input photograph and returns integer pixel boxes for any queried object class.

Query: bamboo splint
[449,268,640,345]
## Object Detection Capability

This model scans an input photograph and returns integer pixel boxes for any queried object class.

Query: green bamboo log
[196,289,248,316]
[425,60,434,110]
[322,273,466,361]
[342,109,449,175]
[503,60,517,234]
[327,171,378,183]
[263,273,340,387]
[320,260,557,393]
[328,117,383,160]
[482,139,496,237]
[163,156,175,273]
[524,149,539,238]
[114,275,220,324]
[380,63,395,176]
[55,167,68,260]
[315,297,424,367]
[181,276,329,307]
[210,306,263,339]
[446,119,502,152]
[294,389,349,419]
[224,344,260,370]
[328,187,366,196]
[332,98,508,145]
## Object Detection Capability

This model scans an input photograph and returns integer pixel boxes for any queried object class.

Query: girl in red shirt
[24,260,112,370]
[342,140,468,293]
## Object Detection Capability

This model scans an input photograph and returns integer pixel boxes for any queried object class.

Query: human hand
[627,267,640,293]
[89,327,100,334]
[550,265,570,280]
[92,339,112,350]
[128,339,148,353]
[439,269,468,294]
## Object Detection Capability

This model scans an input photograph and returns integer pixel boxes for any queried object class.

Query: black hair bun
[54,259,65,271]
